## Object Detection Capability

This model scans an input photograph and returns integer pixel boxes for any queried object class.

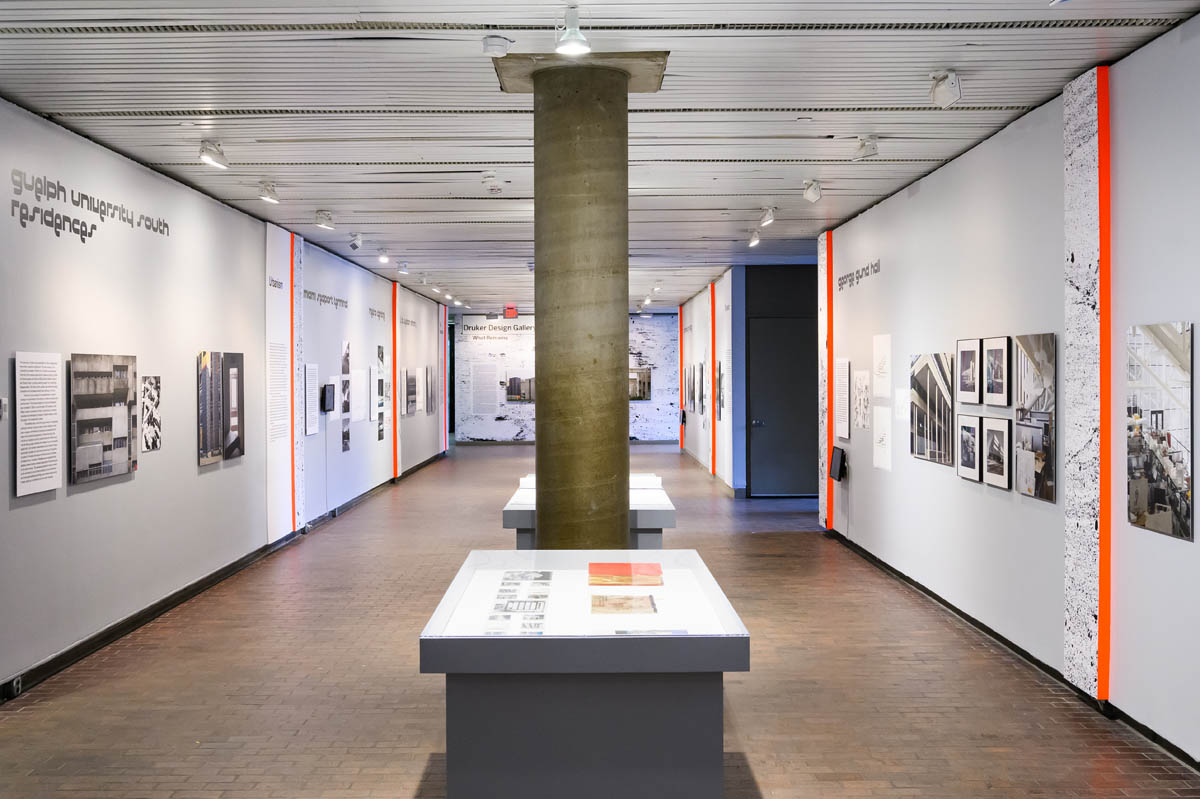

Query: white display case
[501,474,677,549]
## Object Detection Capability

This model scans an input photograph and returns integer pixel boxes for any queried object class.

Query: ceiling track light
[803,180,823,204]
[851,136,879,162]
[431,286,442,294]
[453,299,463,307]
[482,169,503,195]
[257,181,279,204]
[444,292,453,300]
[652,282,662,293]
[749,230,761,248]
[643,295,652,305]
[198,140,229,170]
[396,262,409,275]
[349,233,363,251]
[482,34,514,58]
[315,210,335,230]
[929,70,962,109]
[758,206,776,228]
[378,248,390,264]
[555,3,591,56]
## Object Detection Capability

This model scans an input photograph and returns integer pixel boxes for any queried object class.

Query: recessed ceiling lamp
[749,230,761,248]
[349,233,363,251]
[257,181,279,204]
[851,136,879,162]
[397,262,409,275]
[315,210,335,230]
[378,249,390,264]
[555,4,591,56]
[482,35,514,58]
[929,70,962,109]
[803,180,823,204]
[198,140,229,169]
[758,207,776,228]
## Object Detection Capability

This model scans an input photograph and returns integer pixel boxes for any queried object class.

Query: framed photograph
[197,350,223,466]
[1014,333,1056,502]
[957,414,982,482]
[909,353,955,467]
[1127,323,1193,541]
[956,338,981,405]
[982,417,1012,490]
[629,367,652,402]
[71,354,139,482]
[983,336,1011,406]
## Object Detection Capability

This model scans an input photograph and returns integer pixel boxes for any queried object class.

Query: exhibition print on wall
[1127,322,1193,541]
[698,362,706,416]
[909,353,954,466]
[221,352,245,460]
[141,375,162,452]
[405,369,417,415]
[70,354,138,483]
[629,367,652,402]
[984,336,1011,406]
[426,365,438,414]
[958,414,981,482]
[1014,333,1057,502]
[983,417,1012,489]
[853,370,871,431]
[342,417,351,452]
[197,350,223,466]
[956,339,981,405]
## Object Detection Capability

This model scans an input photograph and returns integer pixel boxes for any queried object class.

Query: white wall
[681,272,735,486]
[396,285,445,472]
[1109,16,1200,759]
[0,98,268,681]
[829,96,1067,670]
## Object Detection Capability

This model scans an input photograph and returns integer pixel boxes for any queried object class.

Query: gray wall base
[446,672,722,799]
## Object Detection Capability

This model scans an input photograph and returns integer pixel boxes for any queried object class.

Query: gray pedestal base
[446,672,722,799]
[515,528,661,550]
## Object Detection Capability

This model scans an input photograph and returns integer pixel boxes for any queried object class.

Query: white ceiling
[0,1,1194,312]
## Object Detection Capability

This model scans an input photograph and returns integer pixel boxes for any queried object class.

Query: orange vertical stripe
[1096,65,1112,702]
[392,283,399,479]
[288,233,296,531]
[709,282,717,476]
[825,231,835,530]
[442,305,449,452]
[678,306,684,448]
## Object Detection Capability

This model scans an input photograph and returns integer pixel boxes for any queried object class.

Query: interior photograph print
[957,338,981,405]
[982,416,1012,490]
[1013,333,1056,502]
[69,354,138,484]
[958,414,981,482]
[984,336,1011,406]
[909,353,955,466]
[197,350,223,466]
[1127,323,1194,541]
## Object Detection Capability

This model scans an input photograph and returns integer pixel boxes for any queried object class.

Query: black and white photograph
[909,353,955,466]
[377,410,385,442]
[140,375,162,452]
[198,350,223,466]
[340,375,351,416]
[70,354,138,484]
[341,417,351,452]
[982,416,1012,490]
[406,369,417,415]
[698,362,706,416]
[853,370,871,431]
[957,415,981,482]
[956,338,982,404]
[629,367,652,401]
[984,336,1011,406]
[717,360,725,421]
[376,344,384,373]
[341,340,351,375]
[221,352,245,461]
[1014,333,1056,502]
[1127,323,1193,541]
[426,365,437,414]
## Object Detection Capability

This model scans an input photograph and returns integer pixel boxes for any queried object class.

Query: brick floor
[0,444,1196,798]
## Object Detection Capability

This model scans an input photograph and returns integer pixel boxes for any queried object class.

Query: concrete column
[533,66,630,549]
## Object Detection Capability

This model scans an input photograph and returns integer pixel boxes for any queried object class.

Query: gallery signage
[9,168,172,244]
[302,289,349,310]
[837,259,882,292]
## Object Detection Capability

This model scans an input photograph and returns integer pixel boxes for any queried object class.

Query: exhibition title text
[837,259,881,291]
[9,168,172,244]
[303,289,349,310]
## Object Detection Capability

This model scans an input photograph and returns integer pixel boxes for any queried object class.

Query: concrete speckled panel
[1062,68,1100,697]
[817,232,829,528]
[293,241,306,529]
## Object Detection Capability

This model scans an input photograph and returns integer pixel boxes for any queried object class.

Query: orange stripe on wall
[678,306,684,448]
[1096,65,1112,702]
[392,283,399,479]
[288,233,296,531]
[825,231,835,530]
[709,282,717,476]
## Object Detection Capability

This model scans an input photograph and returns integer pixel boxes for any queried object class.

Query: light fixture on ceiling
[378,249,390,264]
[803,179,823,203]
[482,170,503,195]
[555,4,591,56]
[929,70,962,109]
[198,140,229,170]
[640,311,652,319]
[643,295,652,305]
[349,233,363,251]
[257,181,279,204]
[432,286,442,294]
[444,292,453,300]
[315,210,335,230]
[652,282,662,293]
[749,230,761,248]
[1048,0,1072,5]
[454,299,463,307]
[397,262,409,275]
[851,136,879,162]
[464,301,472,309]
[482,35,514,58]
[758,207,776,228]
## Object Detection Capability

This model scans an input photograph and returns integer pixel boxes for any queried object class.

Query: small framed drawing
[982,417,1012,489]
[958,414,982,482]
[983,336,1012,406]
[956,339,982,405]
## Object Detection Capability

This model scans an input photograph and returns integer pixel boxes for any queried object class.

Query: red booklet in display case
[587,562,664,586]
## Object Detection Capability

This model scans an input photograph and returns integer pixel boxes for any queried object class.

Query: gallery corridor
[0,445,1193,798]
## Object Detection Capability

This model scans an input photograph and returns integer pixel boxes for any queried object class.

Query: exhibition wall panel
[396,285,445,472]
[828,97,1067,670]
[680,273,734,487]
[300,244,395,518]
[453,314,678,443]
[1109,15,1200,759]
[0,97,268,682]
